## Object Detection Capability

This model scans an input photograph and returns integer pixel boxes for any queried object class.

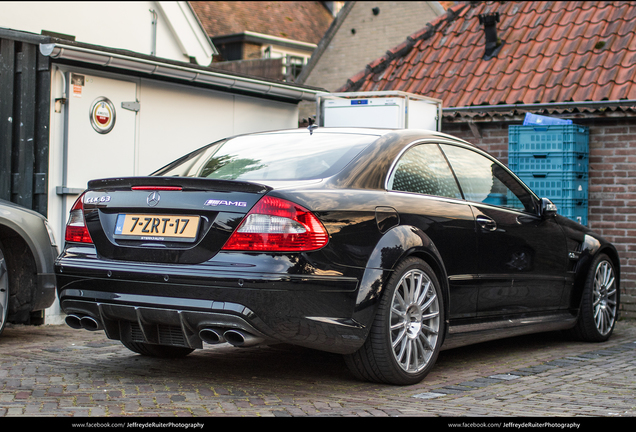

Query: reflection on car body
[55,128,619,385]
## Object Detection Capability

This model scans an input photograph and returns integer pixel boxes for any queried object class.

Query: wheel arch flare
[352,224,450,337]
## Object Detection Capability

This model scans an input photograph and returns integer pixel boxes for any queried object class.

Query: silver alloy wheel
[0,246,8,334]
[389,268,440,374]
[593,260,618,336]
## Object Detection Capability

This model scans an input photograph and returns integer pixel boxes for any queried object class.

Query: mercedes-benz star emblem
[147,191,160,207]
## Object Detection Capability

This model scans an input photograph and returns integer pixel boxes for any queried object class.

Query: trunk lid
[82,177,271,263]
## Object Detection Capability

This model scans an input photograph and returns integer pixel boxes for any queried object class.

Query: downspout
[149,9,158,56]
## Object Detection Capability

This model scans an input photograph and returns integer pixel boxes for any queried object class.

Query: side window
[440,144,536,213]
[388,144,462,199]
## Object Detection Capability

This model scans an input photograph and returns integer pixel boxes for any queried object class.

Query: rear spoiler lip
[86,177,272,194]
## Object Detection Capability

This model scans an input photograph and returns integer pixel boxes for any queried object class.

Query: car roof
[244,127,470,144]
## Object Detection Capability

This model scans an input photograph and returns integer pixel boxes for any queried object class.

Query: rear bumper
[56,253,368,354]
[59,292,270,350]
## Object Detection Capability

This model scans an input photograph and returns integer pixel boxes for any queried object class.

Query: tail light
[222,196,328,252]
[65,193,93,244]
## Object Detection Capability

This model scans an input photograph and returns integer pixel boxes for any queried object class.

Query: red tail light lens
[222,196,328,252]
[65,193,93,244]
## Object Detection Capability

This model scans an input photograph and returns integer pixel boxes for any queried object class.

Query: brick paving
[0,320,635,418]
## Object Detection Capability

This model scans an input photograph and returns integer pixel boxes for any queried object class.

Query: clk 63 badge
[84,195,111,205]
[204,200,247,207]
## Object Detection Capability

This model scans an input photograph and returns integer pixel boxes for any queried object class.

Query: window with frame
[440,144,535,213]
[387,144,462,199]
[286,55,305,80]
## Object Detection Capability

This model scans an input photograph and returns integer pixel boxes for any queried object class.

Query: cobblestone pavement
[0,319,635,418]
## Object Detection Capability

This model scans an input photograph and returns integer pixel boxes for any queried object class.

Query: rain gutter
[39,42,325,102]
[444,99,636,114]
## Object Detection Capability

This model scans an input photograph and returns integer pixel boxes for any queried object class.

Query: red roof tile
[338,1,636,114]
[190,1,333,44]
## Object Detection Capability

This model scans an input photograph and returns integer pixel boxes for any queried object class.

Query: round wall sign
[89,97,116,134]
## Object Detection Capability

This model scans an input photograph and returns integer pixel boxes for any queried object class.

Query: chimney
[478,12,504,60]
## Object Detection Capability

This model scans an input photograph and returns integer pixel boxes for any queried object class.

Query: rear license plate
[114,214,200,242]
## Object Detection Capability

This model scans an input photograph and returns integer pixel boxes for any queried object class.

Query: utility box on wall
[509,124,590,225]
[316,91,442,131]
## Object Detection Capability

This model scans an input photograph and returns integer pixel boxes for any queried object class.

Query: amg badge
[204,199,247,207]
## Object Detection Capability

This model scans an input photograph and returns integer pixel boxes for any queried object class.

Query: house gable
[298,1,446,92]
[0,1,217,66]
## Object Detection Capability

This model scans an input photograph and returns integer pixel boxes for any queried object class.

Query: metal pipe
[199,328,226,344]
[149,9,158,56]
[223,329,264,347]
[64,314,83,329]
[80,316,103,331]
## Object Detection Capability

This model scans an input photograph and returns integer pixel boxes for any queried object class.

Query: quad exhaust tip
[64,314,103,331]
[198,328,226,345]
[65,317,264,347]
[65,314,83,329]
[199,328,264,347]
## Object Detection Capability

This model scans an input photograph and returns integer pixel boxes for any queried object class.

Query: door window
[387,144,462,199]
[440,145,536,213]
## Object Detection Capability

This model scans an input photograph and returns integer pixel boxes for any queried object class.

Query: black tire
[121,340,194,358]
[569,253,619,342]
[344,257,445,385]
[0,240,9,337]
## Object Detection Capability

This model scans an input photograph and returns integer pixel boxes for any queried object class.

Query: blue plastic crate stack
[508,121,589,225]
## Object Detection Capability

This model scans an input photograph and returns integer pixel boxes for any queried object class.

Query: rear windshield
[153,132,378,181]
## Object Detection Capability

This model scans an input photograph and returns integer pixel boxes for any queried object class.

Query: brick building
[337,1,636,318]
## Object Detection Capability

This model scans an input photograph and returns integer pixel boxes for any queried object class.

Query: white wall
[0,1,211,64]
[137,79,298,175]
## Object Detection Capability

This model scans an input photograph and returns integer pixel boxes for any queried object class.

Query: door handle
[476,215,497,231]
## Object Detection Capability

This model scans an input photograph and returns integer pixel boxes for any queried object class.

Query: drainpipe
[149,9,158,56]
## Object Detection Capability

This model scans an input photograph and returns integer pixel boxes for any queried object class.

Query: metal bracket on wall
[121,101,140,112]
[55,186,84,196]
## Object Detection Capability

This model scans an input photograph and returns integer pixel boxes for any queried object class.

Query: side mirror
[540,198,557,218]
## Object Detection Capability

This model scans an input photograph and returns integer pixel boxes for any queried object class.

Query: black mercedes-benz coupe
[55,128,620,385]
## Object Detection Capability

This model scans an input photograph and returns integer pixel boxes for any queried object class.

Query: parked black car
[1,199,59,336]
[55,128,619,385]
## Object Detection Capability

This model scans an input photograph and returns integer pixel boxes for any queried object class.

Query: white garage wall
[0,1,214,65]
[137,79,299,175]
